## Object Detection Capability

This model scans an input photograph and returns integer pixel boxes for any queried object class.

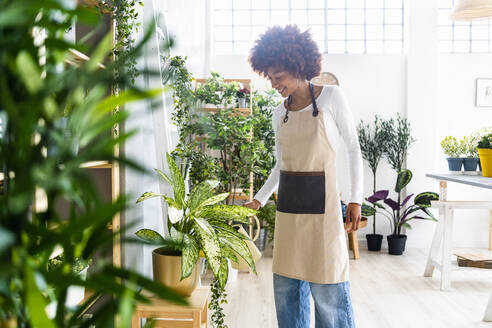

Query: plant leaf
[361,204,376,216]
[155,168,173,187]
[217,231,256,274]
[197,192,230,209]
[401,193,414,208]
[166,153,185,208]
[414,192,439,208]
[193,218,222,281]
[395,169,413,193]
[209,220,250,240]
[16,51,42,93]
[220,244,239,263]
[367,190,389,203]
[136,192,165,203]
[187,180,216,211]
[384,198,400,211]
[168,206,184,224]
[24,265,56,328]
[198,205,257,223]
[181,234,199,280]
[135,229,166,244]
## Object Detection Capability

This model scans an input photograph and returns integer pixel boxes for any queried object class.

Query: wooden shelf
[228,192,251,201]
[80,161,112,169]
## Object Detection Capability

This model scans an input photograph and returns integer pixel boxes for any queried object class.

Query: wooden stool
[132,287,210,328]
[345,217,368,260]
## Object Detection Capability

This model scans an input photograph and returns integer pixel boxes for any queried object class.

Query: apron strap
[283,82,319,123]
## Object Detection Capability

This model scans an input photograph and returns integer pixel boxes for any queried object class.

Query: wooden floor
[204,246,492,328]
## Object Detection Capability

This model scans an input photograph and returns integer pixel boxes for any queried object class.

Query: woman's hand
[345,203,361,233]
[243,199,262,210]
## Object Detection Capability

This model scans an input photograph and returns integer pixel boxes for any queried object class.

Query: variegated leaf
[361,204,376,217]
[217,231,256,274]
[414,192,439,207]
[155,168,173,187]
[187,180,215,211]
[209,220,250,240]
[193,218,222,280]
[221,244,239,263]
[166,153,186,208]
[181,233,199,279]
[168,206,184,224]
[216,257,229,289]
[197,192,230,209]
[198,205,257,223]
[135,229,166,244]
[395,169,413,193]
[136,192,164,203]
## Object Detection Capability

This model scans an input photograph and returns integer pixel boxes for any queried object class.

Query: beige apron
[272,92,349,284]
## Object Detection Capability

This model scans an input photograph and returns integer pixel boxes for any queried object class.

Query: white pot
[238,98,247,108]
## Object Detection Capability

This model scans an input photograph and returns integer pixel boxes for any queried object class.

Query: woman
[244,25,363,328]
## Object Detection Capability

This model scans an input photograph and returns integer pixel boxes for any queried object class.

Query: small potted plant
[478,133,492,177]
[135,153,258,296]
[195,72,224,108]
[441,136,464,172]
[236,87,250,108]
[365,169,439,255]
[460,136,480,173]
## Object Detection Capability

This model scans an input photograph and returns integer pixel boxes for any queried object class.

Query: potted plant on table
[441,136,464,172]
[357,116,388,251]
[135,153,258,295]
[365,169,439,255]
[236,88,250,108]
[478,133,492,177]
[460,135,480,173]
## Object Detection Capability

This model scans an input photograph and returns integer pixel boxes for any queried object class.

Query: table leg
[131,312,141,328]
[440,206,454,291]
[348,231,359,260]
[193,310,201,328]
[424,206,446,277]
[484,292,492,322]
[489,210,492,251]
[202,300,208,327]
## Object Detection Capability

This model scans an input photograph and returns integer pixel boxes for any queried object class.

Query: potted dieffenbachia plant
[135,153,258,296]
[364,169,439,255]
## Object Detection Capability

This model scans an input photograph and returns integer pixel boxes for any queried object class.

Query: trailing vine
[100,0,142,85]
[209,279,228,328]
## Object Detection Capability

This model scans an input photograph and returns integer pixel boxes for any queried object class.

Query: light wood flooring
[204,246,492,328]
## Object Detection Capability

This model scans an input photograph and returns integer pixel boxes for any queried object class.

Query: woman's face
[266,68,301,98]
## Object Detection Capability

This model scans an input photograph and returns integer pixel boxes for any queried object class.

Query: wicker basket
[456,256,492,269]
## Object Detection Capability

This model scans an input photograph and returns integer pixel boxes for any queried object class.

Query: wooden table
[423,174,492,321]
[132,287,210,328]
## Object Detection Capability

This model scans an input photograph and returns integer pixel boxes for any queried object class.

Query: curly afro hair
[249,25,322,80]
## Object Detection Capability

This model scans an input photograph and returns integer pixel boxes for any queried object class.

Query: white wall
[210,0,492,249]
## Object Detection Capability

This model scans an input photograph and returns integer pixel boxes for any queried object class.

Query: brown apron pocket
[277,170,325,214]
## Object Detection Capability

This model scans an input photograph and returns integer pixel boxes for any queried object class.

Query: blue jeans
[273,274,355,328]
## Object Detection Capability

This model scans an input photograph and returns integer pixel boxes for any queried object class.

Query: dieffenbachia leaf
[196,192,230,209]
[135,229,166,244]
[168,206,184,224]
[209,220,250,240]
[181,233,199,280]
[187,180,218,211]
[220,244,239,264]
[198,205,257,223]
[217,231,256,275]
[25,265,56,328]
[166,153,185,208]
[193,218,222,282]
[136,192,165,203]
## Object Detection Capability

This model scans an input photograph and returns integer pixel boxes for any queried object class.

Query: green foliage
[395,169,412,193]
[47,254,91,274]
[441,136,463,157]
[0,1,186,325]
[382,114,415,172]
[478,133,492,149]
[256,202,276,243]
[459,135,480,157]
[195,72,226,106]
[135,154,258,289]
[252,89,281,194]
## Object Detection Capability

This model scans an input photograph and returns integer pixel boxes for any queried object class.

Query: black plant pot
[463,158,479,171]
[387,234,407,255]
[365,234,383,252]
[446,157,463,171]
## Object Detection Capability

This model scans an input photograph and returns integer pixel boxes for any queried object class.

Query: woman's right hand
[243,199,262,210]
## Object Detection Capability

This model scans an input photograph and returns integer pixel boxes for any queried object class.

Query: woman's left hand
[345,203,361,233]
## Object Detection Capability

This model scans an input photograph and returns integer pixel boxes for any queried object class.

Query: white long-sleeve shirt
[253,85,363,206]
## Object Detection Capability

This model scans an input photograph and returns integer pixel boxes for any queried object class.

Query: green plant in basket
[135,153,258,289]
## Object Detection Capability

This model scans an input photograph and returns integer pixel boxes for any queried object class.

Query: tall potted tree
[365,170,439,255]
[357,116,388,251]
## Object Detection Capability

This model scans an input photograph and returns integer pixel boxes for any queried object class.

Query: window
[438,0,492,53]
[213,0,405,55]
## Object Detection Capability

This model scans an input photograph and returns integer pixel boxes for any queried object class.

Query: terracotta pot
[152,247,199,297]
